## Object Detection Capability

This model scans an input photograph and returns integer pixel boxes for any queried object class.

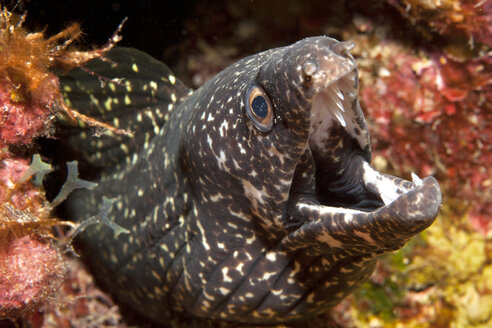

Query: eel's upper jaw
[309,69,370,153]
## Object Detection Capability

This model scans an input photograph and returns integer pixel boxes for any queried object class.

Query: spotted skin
[61,37,442,325]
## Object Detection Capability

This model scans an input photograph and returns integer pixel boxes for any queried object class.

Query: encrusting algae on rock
[0,5,130,321]
[0,6,129,146]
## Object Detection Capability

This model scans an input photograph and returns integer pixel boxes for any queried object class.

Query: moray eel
[60,36,442,325]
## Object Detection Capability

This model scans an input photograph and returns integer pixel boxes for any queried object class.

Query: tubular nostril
[302,59,318,78]
[331,41,355,57]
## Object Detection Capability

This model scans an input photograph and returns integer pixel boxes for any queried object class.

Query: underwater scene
[0,0,490,327]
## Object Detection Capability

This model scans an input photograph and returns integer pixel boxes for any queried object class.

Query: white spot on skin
[132,63,139,72]
[266,252,276,262]
[169,75,176,84]
[245,234,256,245]
[202,290,215,301]
[124,94,131,105]
[271,289,283,296]
[89,94,100,106]
[125,83,133,92]
[238,143,246,154]
[219,287,230,295]
[216,150,226,167]
[196,218,210,251]
[260,271,276,280]
[219,121,228,137]
[235,262,244,275]
[222,267,233,283]
[210,193,223,202]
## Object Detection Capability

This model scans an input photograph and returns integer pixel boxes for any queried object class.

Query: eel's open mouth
[306,69,399,212]
[285,67,442,248]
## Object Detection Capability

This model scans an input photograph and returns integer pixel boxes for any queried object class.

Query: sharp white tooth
[322,92,347,127]
[327,89,345,113]
[335,86,344,101]
[411,172,423,186]
[336,98,345,112]
[333,108,346,127]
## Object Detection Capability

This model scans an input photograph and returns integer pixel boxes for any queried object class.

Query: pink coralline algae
[360,47,491,235]
[0,234,65,318]
[0,78,56,145]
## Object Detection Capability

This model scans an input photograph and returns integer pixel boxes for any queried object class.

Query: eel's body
[60,37,441,325]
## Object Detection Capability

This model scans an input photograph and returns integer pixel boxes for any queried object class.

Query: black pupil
[251,96,268,118]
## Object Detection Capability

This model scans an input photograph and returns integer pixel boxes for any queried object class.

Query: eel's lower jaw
[284,158,442,253]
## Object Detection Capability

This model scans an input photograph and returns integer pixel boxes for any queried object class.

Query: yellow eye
[245,85,274,132]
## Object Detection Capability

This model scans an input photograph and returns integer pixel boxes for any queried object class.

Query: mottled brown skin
[60,37,441,325]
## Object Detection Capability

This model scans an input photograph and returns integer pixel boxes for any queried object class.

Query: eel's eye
[245,85,274,132]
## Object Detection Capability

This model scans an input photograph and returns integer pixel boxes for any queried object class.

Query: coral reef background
[0,0,490,327]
